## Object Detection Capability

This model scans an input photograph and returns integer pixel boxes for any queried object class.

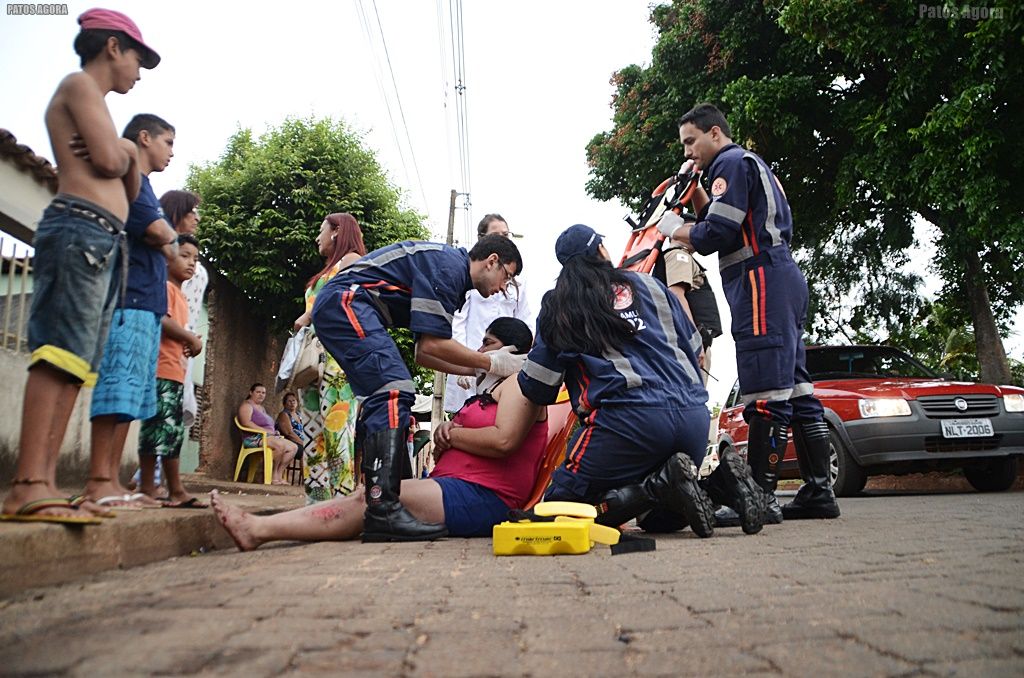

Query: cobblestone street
[2,490,1022,676]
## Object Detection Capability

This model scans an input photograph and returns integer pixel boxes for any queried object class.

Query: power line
[371,0,430,218]
[435,0,456,236]
[354,0,431,221]
[354,0,412,194]
[448,0,473,242]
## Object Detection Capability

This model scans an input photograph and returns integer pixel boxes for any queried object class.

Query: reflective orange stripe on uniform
[568,416,595,473]
[756,399,770,417]
[749,266,767,336]
[388,389,400,429]
[577,362,592,413]
[749,270,760,336]
[360,280,412,294]
[746,210,760,255]
[341,290,365,339]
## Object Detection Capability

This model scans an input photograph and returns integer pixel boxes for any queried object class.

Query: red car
[717,345,1024,495]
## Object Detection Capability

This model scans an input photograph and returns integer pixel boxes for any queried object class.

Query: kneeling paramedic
[312,235,526,542]
[518,224,764,538]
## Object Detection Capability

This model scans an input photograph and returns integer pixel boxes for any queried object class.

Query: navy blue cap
[555,224,604,265]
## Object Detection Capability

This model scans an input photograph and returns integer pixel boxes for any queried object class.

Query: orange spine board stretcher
[617,170,700,275]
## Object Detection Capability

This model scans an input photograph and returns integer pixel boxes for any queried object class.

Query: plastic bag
[276,328,308,387]
[289,330,323,390]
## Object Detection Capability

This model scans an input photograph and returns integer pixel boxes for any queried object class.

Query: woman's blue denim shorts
[432,477,511,537]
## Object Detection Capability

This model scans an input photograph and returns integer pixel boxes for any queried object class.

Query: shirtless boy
[0,8,160,523]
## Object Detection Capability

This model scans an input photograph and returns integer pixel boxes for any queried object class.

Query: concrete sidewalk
[0,474,304,597]
[0,489,1021,676]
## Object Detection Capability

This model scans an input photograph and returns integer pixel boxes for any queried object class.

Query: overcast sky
[1,1,1020,407]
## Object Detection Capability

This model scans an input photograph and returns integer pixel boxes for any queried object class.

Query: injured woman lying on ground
[211,317,549,549]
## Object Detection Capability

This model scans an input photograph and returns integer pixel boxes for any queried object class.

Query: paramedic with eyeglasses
[311,235,526,542]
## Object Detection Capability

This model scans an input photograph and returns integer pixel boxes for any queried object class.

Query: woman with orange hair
[293,213,367,503]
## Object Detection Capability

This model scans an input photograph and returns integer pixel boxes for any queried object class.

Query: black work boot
[782,421,841,520]
[703,448,765,534]
[594,453,715,538]
[361,428,448,542]
[594,484,655,528]
[746,416,787,524]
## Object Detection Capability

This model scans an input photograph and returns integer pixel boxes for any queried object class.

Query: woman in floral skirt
[293,213,367,503]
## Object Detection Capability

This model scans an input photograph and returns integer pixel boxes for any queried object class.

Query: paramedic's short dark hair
[469,234,523,276]
[677,103,732,138]
[122,114,175,142]
[476,214,507,239]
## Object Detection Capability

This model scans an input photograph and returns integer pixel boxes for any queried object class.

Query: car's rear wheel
[829,427,867,497]
[963,456,1019,493]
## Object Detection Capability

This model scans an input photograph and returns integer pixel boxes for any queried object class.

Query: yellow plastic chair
[233,417,273,484]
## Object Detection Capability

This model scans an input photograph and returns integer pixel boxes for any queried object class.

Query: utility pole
[429,189,458,439]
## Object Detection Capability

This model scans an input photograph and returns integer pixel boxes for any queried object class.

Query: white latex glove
[456,375,475,390]
[487,345,526,377]
[678,159,695,176]
[656,210,687,240]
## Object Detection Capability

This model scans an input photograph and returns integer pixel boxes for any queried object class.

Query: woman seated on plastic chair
[212,318,548,549]
[237,383,299,485]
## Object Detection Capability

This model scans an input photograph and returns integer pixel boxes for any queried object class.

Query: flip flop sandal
[94,495,144,511]
[0,497,103,525]
[127,492,165,509]
[68,494,117,518]
[162,497,209,509]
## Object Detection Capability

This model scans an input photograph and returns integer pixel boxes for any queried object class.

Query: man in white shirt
[444,214,533,412]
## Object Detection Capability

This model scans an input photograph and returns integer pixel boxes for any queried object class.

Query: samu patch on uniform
[611,283,634,311]
[711,177,728,197]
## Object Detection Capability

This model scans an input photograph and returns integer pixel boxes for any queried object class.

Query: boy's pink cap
[77,8,160,69]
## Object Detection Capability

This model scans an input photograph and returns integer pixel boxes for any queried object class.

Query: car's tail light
[858,398,911,418]
[1004,394,1024,413]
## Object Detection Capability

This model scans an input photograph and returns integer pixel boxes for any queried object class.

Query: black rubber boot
[746,416,786,524]
[702,448,764,534]
[361,428,448,542]
[594,453,716,538]
[781,421,841,520]
[594,484,655,528]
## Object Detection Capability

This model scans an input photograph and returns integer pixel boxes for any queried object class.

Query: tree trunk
[963,248,1012,384]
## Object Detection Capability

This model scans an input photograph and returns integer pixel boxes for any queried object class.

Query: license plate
[940,418,993,439]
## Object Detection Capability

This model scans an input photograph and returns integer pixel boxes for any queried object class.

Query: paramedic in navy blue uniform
[657,103,840,523]
[311,235,525,542]
[517,224,764,538]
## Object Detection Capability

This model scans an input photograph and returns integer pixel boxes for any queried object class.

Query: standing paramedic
[657,103,840,523]
[311,235,526,542]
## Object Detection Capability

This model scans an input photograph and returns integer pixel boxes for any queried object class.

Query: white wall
[0,348,141,475]
[0,158,51,247]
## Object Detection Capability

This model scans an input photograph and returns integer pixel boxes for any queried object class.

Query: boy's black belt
[50,196,130,314]
[51,198,125,236]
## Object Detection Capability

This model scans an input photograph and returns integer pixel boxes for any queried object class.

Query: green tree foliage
[779,0,1022,383]
[586,0,1021,383]
[187,117,432,387]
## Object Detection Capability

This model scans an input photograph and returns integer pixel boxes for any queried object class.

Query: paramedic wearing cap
[657,103,840,523]
[517,224,765,538]
[311,235,525,542]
